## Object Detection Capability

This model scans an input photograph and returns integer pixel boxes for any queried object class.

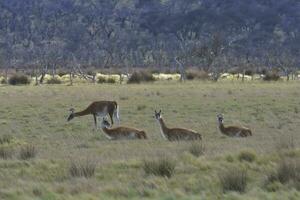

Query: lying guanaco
[67,101,120,128]
[154,110,202,141]
[100,118,147,140]
[217,114,252,137]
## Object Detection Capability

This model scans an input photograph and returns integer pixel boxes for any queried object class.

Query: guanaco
[217,114,252,137]
[67,101,120,128]
[154,110,202,141]
[100,118,147,140]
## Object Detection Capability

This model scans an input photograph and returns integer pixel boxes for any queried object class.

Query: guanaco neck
[218,121,226,134]
[101,126,113,139]
[158,118,169,139]
[74,108,91,117]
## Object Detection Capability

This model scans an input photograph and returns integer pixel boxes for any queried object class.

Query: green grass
[0,81,300,199]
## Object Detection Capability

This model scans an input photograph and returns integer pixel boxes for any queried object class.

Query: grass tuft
[219,167,247,193]
[188,142,205,157]
[19,144,37,160]
[0,134,12,144]
[238,150,256,162]
[0,146,14,159]
[265,158,300,191]
[143,157,175,178]
[69,160,96,178]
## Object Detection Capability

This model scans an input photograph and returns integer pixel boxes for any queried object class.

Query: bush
[143,157,175,178]
[188,142,205,157]
[19,144,36,160]
[127,71,155,84]
[1,78,7,84]
[97,76,107,83]
[186,69,209,80]
[58,71,68,77]
[8,74,31,85]
[263,72,280,81]
[107,77,116,84]
[0,134,12,144]
[265,158,300,190]
[0,146,14,159]
[219,168,247,193]
[69,160,96,178]
[46,78,62,84]
[238,150,256,162]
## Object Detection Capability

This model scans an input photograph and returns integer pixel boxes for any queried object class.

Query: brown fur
[101,119,147,140]
[154,110,202,141]
[67,101,119,127]
[217,114,252,137]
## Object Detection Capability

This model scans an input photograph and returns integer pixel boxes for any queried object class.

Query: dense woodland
[0,0,299,76]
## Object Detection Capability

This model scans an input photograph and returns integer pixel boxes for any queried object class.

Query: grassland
[0,81,300,200]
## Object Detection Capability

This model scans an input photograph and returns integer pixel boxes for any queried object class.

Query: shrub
[97,76,107,83]
[238,150,256,162]
[8,74,31,85]
[107,77,116,84]
[263,72,280,81]
[186,69,209,80]
[46,78,62,84]
[58,71,68,77]
[188,142,205,157]
[0,134,12,144]
[143,157,175,178]
[127,71,155,84]
[0,146,14,159]
[265,158,300,190]
[219,168,247,193]
[19,144,36,160]
[1,78,7,84]
[69,160,96,178]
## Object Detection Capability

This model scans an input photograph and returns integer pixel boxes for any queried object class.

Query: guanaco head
[67,108,75,121]
[154,110,162,120]
[101,118,111,128]
[217,114,224,124]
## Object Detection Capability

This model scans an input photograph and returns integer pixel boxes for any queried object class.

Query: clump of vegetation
[127,71,155,84]
[0,134,12,144]
[8,74,31,85]
[137,105,147,111]
[238,150,256,162]
[188,142,205,157]
[0,78,7,84]
[107,77,116,84]
[69,159,96,178]
[143,157,175,178]
[19,144,37,160]
[57,71,68,77]
[46,78,62,84]
[263,71,280,81]
[97,76,107,83]
[186,69,209,80]
[0,146,14,159]
[265,158,300,190]
[219,167,247,193]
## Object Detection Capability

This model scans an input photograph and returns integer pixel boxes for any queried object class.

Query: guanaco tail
[100,118,147,140]
[217,114,252,137]
[154,110,202,141]
[67,101,120,128]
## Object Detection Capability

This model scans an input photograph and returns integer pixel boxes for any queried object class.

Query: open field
[0,81,300,200]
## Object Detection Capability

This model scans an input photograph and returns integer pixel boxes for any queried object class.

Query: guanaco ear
[155,110,157,114]
[69,108,75,113]
[159,110,161,114]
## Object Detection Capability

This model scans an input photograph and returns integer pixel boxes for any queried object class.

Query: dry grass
[0,81,299,199]
[19,144,37,160]
[219,167,248,193]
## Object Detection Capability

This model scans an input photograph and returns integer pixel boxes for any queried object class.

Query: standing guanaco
[100,118,147,140]
[154,110,202,141]
[217,114,252,137]
[67,101,120,128]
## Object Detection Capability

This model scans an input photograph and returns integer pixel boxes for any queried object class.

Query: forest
[0,0,299,74]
